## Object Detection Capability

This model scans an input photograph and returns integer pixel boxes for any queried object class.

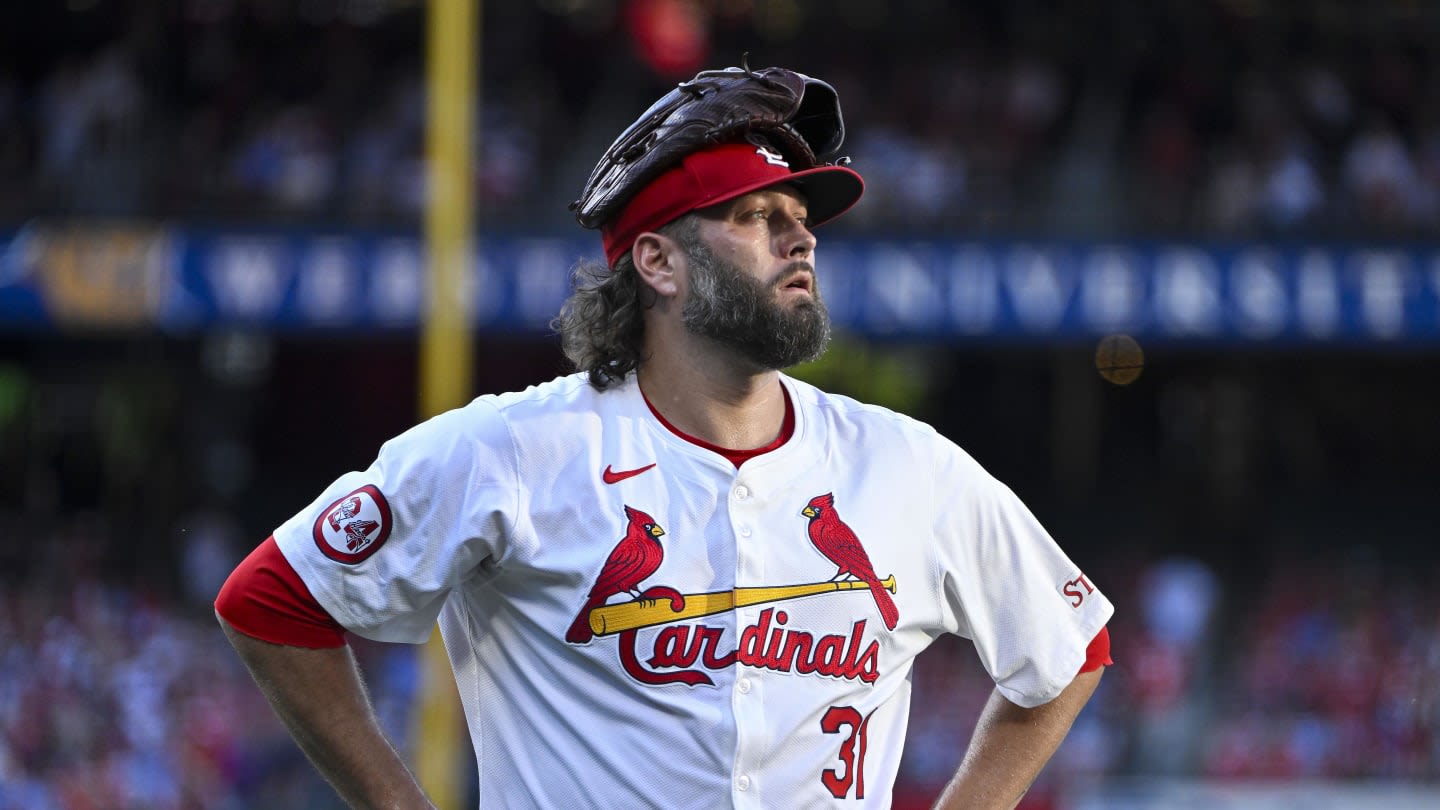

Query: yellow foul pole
[415,0,478,807]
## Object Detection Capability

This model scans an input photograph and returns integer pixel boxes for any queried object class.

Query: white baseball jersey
[272,372,1113,808]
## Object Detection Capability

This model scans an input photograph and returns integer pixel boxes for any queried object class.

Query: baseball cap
[600,141,865,266]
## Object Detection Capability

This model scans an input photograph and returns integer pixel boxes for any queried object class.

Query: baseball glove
[569,57,850,230]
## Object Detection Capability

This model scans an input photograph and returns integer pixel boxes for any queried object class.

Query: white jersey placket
[728,466,768,808]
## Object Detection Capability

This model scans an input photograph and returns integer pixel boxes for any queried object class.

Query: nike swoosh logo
[602,463,656,484]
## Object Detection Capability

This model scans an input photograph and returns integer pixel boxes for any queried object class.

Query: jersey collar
[639,384,796,469]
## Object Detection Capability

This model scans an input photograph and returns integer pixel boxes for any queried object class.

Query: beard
[680,240,832,370]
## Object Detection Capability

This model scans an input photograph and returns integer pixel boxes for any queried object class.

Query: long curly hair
[553,215,699,390]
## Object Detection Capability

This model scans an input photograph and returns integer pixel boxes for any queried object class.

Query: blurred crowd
[3,0,1440,236]
[0,553,418,810]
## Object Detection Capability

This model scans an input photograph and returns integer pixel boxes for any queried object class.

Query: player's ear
[631,232,682,299]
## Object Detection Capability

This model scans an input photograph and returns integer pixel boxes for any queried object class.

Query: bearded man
[215,75,1113,810]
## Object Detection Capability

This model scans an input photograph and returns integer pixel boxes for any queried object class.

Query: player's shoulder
[478,372,599,415]
[467,371,638,445]
[784,374,939,439]
[383,373,595,449]
[785,374,991,478]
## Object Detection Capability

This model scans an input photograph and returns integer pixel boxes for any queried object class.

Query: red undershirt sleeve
[215,535,348,648]
[1078,625,1112,674]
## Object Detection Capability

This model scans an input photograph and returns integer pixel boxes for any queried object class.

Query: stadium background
[3,1,1440,807]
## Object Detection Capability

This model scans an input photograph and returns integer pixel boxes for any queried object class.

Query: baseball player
[215,62,1112,809]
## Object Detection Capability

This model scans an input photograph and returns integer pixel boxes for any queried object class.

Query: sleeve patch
[312,484,393,564]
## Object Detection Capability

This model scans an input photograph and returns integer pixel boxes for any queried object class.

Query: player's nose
[775,211,815,259]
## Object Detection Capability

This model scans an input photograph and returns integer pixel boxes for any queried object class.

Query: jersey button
[734,485,750,500]
[736,775,751,791]
[738,525,752,537]
[737,677,752,694]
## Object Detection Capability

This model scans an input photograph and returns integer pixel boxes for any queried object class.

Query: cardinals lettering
[631,609,881,686]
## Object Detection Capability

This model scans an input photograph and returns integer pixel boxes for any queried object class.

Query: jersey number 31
[821,705,874,799]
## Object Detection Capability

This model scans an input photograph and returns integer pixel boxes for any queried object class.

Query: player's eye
[777,207,809,227]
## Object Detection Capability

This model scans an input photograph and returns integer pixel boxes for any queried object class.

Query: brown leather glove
[570,58,852,230]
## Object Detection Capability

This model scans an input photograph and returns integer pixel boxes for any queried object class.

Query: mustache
[770,261,815,288]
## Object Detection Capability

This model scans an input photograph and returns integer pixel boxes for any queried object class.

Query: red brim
[695,163,865,230]
[600,142,866,265]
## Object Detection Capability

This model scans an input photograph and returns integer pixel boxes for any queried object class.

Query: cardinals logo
[566,497,900,689]
[802,493,899,630]
[313,484,392,564]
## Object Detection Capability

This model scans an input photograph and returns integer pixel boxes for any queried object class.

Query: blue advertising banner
[3,223,1440,344]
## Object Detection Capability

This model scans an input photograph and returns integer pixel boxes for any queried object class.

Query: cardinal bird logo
[802,493,900,631]
[566,505,667,644]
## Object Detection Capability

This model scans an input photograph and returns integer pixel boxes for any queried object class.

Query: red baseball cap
[600,141,865,266]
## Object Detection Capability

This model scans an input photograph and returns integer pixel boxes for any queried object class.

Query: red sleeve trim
[1078,625,1112,674]
[215,536,347,648]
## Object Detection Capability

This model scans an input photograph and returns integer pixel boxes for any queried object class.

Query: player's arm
[933,628,1109,810]
[216,537,436,810]
[933,666,1101,810]
[218,620,434,809]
